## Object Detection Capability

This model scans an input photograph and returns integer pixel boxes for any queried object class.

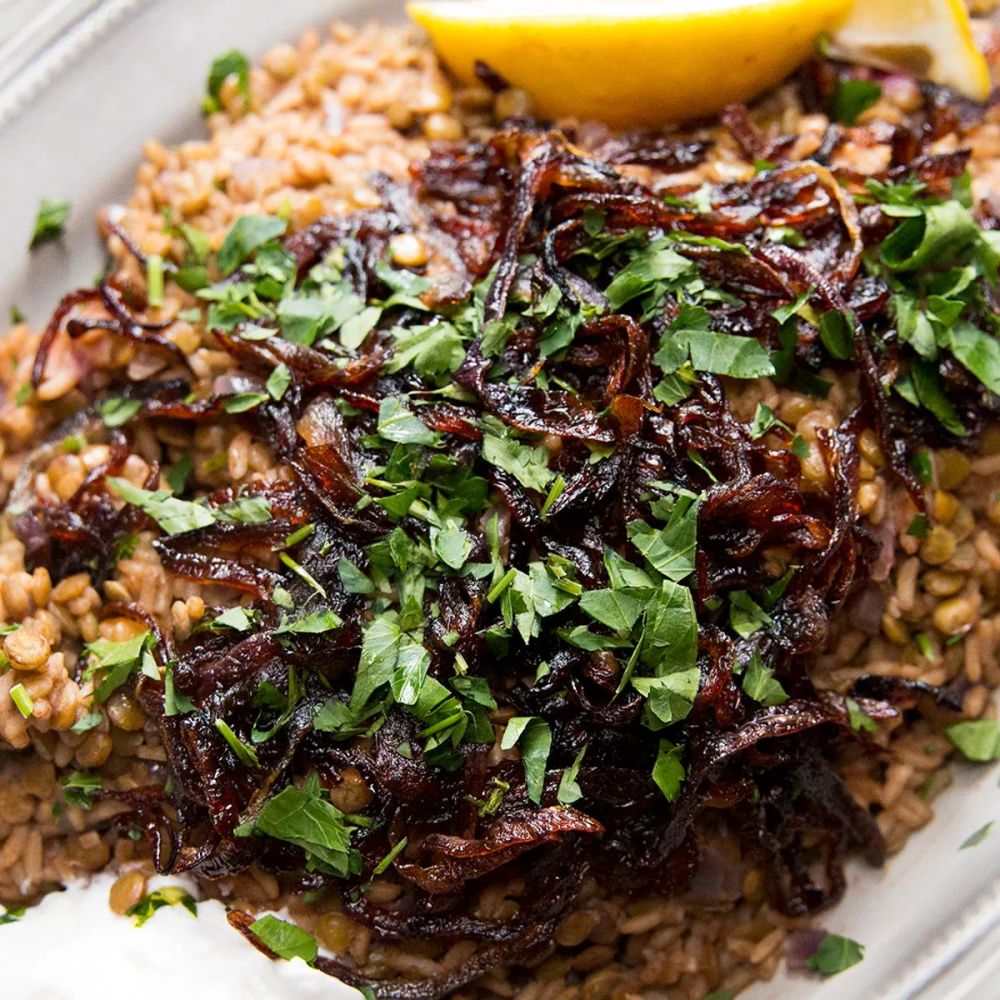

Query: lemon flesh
[829,0,991,102]
[407,0,853,127]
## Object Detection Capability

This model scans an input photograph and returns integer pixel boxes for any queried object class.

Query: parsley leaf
[97,397,142,428]
[108,478,215,534]
[313,698,366,739]
[385,322,466,381]
[235,772,361,877]
[165,455,193,495]
[845,697,878,734]
[249,915,318,964]
[504,561,579,643]
[652,739,685,802]
[481,421,554,492]
[29,199,70,249]
[655,304,774,380]
[605,238,693,309]
[84,631,153,702]
[740,651,788,707]
[126,887,197,927]
[960,821,993,850]
[748,403,788,439]
[204,50,251,115]
[818,311,854,360]
[806,933,865,976]
[378,397,439,446]
[639,580,699,677]
[109,479,271,534]
[163,662,195,718]
[500,717,552,804]
[274,609,343,635]
[353,612,430,709]
[556,745,586,805]
[578,588,645,632]
[223,392,268,414]
[212,606,255,632]
[60,771,101,810]
[338,557,374,594]
[215,718,260,767]
[626,495,698,582]
[945,719,1000,761]
[633,668,700,726]
[70,710,103,734]
[830,79,881,125]
[881,199,978,272]
[266,363,292,401]
[946,321,1000,396]
[729,590,771,638]
[215,494,273,525]
[431,520,473,571]
[217,215,287,276]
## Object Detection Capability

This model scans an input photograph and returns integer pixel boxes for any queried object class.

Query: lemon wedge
[829,0,991,101]
[407,0,853,126]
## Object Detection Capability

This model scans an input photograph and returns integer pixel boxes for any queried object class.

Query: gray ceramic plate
[0,3,998,997]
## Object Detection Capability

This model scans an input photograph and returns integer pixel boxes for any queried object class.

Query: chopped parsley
[97,397,142,428]
[126,887,197,927]
[60,771,100,810]
[223,392,268,414]
[9,683,32,718]
[266,362,292,401]
[651,740,685,802]
[273,609,343,636]
[70,710,103,734]
[29,198,70,249]
[0,905,25,926]
[740,652,788,707]
[215,718,260,768]
[556,745,586,805]
[500,717,552,804]
[372,837,409,876]
[204,49,251,115]
[234,772,361,877]
[108,478,272,535]
[830,79,882,125]
[945,720,1000,761]
[377,397,439,448]
[806,932,865,976]
[216,215,287,276]
[748,403,788,439]
[249,915,317,964]
[845,698,878,734]
[481,421,553,492]
[83,631,154,702]
[960,821,993,850]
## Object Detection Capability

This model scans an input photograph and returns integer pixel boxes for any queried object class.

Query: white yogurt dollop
[0,874,359,1000]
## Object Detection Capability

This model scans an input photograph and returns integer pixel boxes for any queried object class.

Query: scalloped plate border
[0,0,143,130]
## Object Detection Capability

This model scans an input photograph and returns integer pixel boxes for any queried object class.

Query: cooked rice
[1,16,999,1000]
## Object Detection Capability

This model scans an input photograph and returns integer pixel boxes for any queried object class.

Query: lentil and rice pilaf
[2,14,1000,1000]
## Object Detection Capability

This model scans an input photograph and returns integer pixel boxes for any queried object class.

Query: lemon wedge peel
[407,0,854,127]
[829,0,991,103]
